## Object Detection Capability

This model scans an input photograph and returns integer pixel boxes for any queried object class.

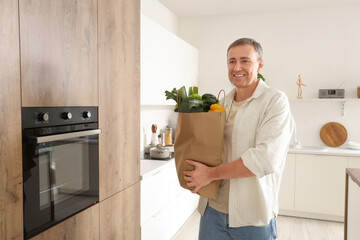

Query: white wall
[141,0,178,34]
[140,0,180,151]
[178,3,360,146]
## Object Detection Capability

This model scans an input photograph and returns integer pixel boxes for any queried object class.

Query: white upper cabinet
[141,14,199,105]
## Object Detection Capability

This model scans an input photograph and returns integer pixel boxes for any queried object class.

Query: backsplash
[290,99,360,147]
[140,105,177,151]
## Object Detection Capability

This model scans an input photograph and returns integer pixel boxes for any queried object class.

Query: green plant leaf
[257,73,265,81]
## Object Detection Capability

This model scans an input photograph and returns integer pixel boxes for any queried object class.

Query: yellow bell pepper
[209,104,225,112]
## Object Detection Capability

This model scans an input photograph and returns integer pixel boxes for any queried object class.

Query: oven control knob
[82,111,91,119]
[62,112,72,120]
[37,112,49,122]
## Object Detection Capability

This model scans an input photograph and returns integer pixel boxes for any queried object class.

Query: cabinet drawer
[295,154,347,217]
[141,190,198,240]
[165,190,199,237]
[141,167,170,225]
[141,206,171,240]
[168,163,184,200]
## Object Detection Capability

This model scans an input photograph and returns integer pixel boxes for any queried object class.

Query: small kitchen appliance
[318,89,345,98]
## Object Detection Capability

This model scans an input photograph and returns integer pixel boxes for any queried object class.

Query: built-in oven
[22,107,101,239]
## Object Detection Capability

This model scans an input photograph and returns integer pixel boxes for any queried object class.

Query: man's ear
[258,59,264,72]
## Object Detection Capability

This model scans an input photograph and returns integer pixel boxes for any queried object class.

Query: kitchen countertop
[140,146,360,180]
[140,158,175,180]
[347,168,360,187]
[288,145,360,157]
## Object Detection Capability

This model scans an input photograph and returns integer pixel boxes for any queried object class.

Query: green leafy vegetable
[164,86,220,113]
[178,97,204,113]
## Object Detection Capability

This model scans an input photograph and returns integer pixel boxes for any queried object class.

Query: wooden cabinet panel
[0,0,23,239]
[346,175,360,240]
[0,128,23,240]
[19,0,98,107]
[30,204,99,240]
[100,183,140,240]
[98,0,140,200]
[0,0,21,129]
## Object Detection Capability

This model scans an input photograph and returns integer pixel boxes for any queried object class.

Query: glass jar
[165,128,173,146]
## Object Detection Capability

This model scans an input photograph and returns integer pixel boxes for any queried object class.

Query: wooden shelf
[289,98,360,116]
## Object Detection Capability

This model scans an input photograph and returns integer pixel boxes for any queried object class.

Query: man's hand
[183,160,213,193]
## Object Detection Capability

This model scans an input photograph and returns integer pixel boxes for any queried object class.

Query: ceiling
[158,0,359,18]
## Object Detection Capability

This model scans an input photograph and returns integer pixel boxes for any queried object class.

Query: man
[184,38,294,240]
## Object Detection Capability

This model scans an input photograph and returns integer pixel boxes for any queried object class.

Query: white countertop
[140,146,360,181]
[140,158,175,180]
[288,145,360,157]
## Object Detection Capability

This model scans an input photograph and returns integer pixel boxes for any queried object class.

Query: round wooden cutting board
[320,122,347,147]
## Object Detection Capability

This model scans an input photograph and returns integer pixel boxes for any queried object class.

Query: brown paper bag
[174,111,226,199]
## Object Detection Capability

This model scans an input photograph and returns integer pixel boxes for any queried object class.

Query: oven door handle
[32,129,102,144]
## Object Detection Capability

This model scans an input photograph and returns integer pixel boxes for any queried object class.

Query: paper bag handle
[218,89,226,107]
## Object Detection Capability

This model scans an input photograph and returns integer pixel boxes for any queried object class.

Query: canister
[165,128,173,145]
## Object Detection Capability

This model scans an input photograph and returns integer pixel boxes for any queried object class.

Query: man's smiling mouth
[234,74,245,77]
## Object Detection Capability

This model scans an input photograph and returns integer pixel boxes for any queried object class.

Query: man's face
[227,44,264,89]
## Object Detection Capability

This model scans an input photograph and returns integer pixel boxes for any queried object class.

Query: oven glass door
[23,130,99,239]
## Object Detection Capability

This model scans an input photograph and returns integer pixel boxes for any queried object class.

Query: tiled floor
[172,211,344,240]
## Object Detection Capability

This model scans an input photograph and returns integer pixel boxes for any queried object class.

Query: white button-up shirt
[198,80,294,227]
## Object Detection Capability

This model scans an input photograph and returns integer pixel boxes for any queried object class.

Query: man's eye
[229,60,235,64]
[242,60,249,63]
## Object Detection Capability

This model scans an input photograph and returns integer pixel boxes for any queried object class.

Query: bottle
[150,124,157,146]
[165,127,173,146]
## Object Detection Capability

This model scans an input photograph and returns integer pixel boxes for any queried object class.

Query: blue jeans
[199,204,277,240]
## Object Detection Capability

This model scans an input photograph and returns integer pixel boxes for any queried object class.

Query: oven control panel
[22,107,98,129]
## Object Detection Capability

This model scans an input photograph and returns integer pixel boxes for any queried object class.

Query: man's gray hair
[227,38,263,60]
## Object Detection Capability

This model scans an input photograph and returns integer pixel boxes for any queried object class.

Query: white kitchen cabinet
[140,14,199,105]
[141,166,171,226]
[141,159,199,240]
[279,154,296,211]
[294,154,347,219]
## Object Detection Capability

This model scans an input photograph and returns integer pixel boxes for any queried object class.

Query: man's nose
[234,62,242,71]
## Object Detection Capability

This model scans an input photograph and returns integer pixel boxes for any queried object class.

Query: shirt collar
[225,79,269,107]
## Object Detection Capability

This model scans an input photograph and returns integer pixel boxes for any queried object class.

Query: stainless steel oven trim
[33,129,102,144]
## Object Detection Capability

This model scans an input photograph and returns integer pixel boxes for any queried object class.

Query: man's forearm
[209,157,255,181]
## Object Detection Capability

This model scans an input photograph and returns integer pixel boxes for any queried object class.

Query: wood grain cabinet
[1,0,140,238]
[19,0,98,107]
[100,183,140,240]
[0,0,23,239]
[29,204,100,240]
[98,0,140,201]
[345,168,360,240]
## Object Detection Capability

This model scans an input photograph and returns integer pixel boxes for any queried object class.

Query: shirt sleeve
[241,92,294,178]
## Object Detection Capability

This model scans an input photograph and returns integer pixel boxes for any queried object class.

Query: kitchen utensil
[320,122,347,147]
[144,144,153,158]
[150,144,171,160]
